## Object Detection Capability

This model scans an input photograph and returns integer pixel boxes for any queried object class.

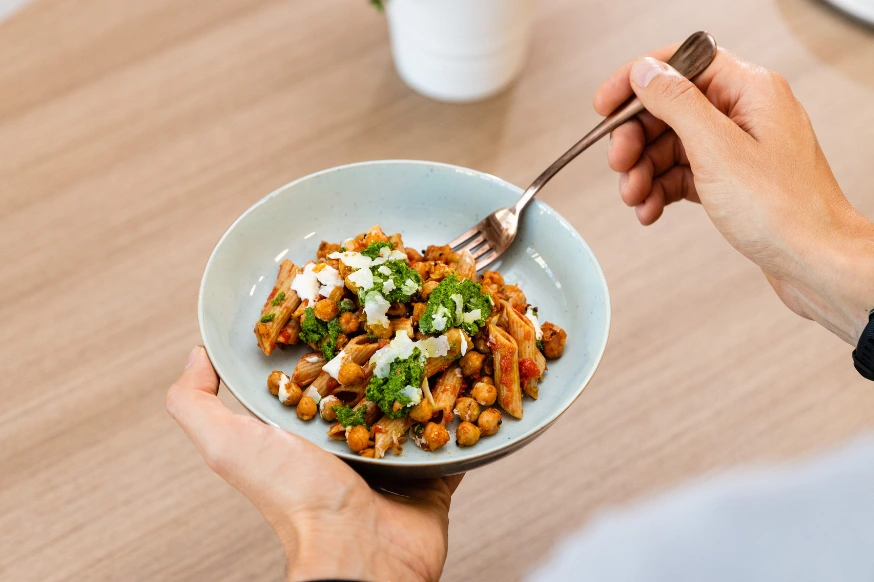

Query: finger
[629,57,749,166]
[620,131,688,206]
[609,112,671,172]
[443,473,464,494]
[634,165,698,226]
[166,346,238,459]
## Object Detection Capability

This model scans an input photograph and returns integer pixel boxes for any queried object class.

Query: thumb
[629,57,740,163]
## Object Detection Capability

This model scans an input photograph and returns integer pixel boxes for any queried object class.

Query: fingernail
[185,346,200,370]
[619,172,629,195]
[631,57,667,88]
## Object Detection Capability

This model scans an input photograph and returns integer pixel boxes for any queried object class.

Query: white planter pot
[386,0,534,103]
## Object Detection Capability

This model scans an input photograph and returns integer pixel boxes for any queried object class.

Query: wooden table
[2,0,873,579]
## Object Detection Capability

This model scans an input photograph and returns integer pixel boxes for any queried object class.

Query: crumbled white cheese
[399,385,422,406]
[417,334,451,359]
[321,349,350,381]
[277,374,291,401]
[348,266,374,291]
[363,291,390,328]
[305,355,321,363]
[328,251,373,270]
[460,336,468,356]
[377,265,392,276]
[388,249,408,261]
[382,278,396,294]
[431,306,451,332]
[400,278,419,296]
[450,293,464,325]
[462,309,482,325]
[315,264,344,297]
[304,385,322,404]
[370,330,416,378]
[371,246,409,266]
[290,263,320,302]
[525,306,543,340]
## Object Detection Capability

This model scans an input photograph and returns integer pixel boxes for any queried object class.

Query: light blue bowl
[199,160,610,478]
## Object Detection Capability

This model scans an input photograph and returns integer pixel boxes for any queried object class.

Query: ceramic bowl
[199,160,610,478]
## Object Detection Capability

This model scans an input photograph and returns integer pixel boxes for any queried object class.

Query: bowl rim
[198,159,611,469]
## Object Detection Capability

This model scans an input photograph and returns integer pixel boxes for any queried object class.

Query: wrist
[778,212,874,345]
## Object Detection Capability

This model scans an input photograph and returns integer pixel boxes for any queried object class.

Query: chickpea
[280,381,303,406]
[410,302,426,325]
[429,262,454,282]
[408,397,434,423]
[477,408,502,436]
[339,311,359,334]
[422,280,440,297]
[456,422,481,447]
[422,422,450,451]
[335,333,349,351]
[424,244,459,263]
[347,425,371,453]
[500,284,527,310]
[319,395,342,422]
[411,261,432,280]
[453,397,481,423]
[363,225,389,245]
[386,302,408,317]
[338,362,364,386]
[266,370,286,396]
[473,333,490,354]
[314,299,339,322]
[459,351,485,378]
[471,381,496,406]
[541,322,567,359]
[405,248,424,262]
[480,376,495,386]
[316,241,341,260]
[296,395,317,420]
[481,270,504,287]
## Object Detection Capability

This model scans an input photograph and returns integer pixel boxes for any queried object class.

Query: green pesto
[260,313,276,323]
[334,405,367,428]
[361,241,394,259]
[536,339,544,352]
[271,292,286,307]
[360,260,422,304]
[320,317,343,360]
[365,348,424,419]
[298,307,326,344]
[418,275,492,336]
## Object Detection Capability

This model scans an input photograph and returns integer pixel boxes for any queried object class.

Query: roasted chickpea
[459,351,485,378]
[422,422,450,451]
[280,381,303,406]
[339,311,359,334]
[363,225,389,245]
[266,370,286,396]
[422,280,440,297]
[541,322,567,359]
[347,425,371,453]
[338,362,365,386]
[456,422,481,447]
[387,302,408,317]
[335,333,349,351]
[405,248,424,262]
[453,397,481,423]
[317,241,341,260]
[481,270,504,287]
[319,395,341,422]
[473,332,490,354]
[477,408,502,436]
[429,262,454,281]
[480,376,494,386]
[411,302,427,325]
[408,397,434,423]
[482,355,494,377]
[471,381,496,406]
[296,395,318,420]
[314,298,340,322]
[424,244,459,263]
[500,284,527,310]
[411,261,432,280]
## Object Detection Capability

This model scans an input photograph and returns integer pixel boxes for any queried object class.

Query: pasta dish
[254,225,566,458]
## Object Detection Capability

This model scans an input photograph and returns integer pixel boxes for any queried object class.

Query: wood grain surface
[2,0,873,580]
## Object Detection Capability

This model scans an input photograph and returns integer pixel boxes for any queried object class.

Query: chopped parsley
[365,348,424,419]
[419,275,492,336]
[361,241,393,259]
[299,307,343,359]
[334,405,367,427]
[536,339,544,352]
[271,292,286,307]
[338,298,355,314]
[260,313,276,323]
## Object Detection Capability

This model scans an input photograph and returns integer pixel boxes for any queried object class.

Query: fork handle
[512,31,718,215]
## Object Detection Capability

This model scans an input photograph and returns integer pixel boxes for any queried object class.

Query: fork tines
[448,223,498,270]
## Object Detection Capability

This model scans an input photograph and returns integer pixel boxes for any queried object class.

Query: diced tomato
[518,358,540,384]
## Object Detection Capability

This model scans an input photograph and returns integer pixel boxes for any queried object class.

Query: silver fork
[448,31,718,270]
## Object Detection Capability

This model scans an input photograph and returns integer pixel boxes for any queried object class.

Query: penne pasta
[488,323,523,419]
[308,336,379,400]
[431,363,464,423]
[254,260,302,355]
[373,416,414,458]
[424,328,472,377]
[455,249,477,282]
[331,363,373,407]
[390,317,414,338]
[503,301,546,399]
[292,352,325,387]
